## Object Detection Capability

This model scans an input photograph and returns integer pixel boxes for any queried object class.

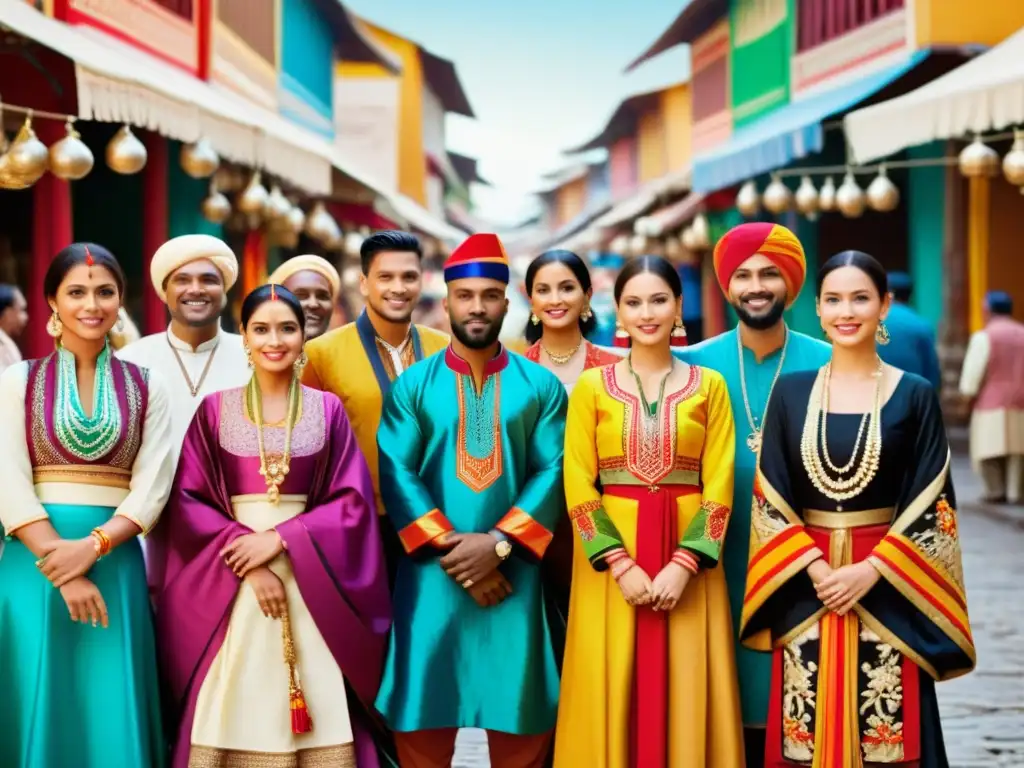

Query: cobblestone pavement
[452,456,1024,767]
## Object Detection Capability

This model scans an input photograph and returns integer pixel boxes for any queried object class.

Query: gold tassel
[281,611,313,734]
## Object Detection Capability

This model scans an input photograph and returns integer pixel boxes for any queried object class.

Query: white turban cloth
[268,254,341,298]
[150,234,239,302]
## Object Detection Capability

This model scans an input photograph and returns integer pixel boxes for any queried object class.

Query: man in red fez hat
[674,221,831,767]
[375,233,568,767]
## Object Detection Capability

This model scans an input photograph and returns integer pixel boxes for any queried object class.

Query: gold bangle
[90,528,112,558]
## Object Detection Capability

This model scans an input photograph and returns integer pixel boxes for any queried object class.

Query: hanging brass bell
[7,115,49,184]
[794,176,819,216]
[180,139,219,179]
[866,167,900,213]
[237,171,269,215]
[836,172,866,218]
[49,119,94,181]
[736,181,760,217]
[818,176,837,211]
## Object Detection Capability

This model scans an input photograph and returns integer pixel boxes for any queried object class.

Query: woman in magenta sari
[148,284,391,768]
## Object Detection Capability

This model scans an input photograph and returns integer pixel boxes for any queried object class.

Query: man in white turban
[268,254,341,340]
[118,234,250,457]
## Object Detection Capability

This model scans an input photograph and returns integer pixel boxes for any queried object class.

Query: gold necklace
[247,375,301,504]
[737,326,788,452]
[166,332,219,397]
[799,360,884,510]
[541,339,582,366]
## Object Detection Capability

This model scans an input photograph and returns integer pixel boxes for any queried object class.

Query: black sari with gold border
[739,369,975,768]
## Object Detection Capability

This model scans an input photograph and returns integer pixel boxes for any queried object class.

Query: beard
[450,312,505,350]
[733,294,786,331]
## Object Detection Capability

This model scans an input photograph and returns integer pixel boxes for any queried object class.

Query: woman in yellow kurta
[554,256,745,768]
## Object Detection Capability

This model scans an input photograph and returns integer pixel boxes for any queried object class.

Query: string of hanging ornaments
[733,128,1024,220]
[0,99,227,190]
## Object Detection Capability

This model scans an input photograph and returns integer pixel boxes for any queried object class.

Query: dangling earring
[875,322,891,346]
[580,303,593,322]
[530,313,540,326]
[244,344,254,369]
[614,321,630,348]
[671,318,688,347]
[294,350,308,373]
[46,311,63,339]
[114,313,125,333]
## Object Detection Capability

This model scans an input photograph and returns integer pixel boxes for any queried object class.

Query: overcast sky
[343,0,691,228]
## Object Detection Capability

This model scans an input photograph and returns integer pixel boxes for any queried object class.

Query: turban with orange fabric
[712,222,806,307]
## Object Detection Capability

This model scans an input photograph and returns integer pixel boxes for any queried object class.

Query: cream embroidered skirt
[190,496,355,768]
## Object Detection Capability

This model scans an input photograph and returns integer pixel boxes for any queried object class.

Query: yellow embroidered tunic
[553,364,745,768]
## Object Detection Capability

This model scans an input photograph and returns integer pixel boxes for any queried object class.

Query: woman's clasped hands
[614,559,691,612]
[809,557,881,616]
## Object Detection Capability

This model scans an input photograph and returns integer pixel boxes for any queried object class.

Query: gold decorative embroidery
[859,627,906,763]
[188,743,356,767]
[569,500,601,541]
[907,493,965,592]
[701,500,730,542]
[455,374,502,492]
[782,623,818,762]
[751,480,790,547]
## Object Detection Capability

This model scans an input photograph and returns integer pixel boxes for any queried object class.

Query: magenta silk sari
[147,389,391,768]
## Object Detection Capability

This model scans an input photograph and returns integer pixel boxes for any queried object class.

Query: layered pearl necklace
[800,359,884,510]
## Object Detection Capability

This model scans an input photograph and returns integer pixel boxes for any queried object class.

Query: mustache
[740,292,776,302]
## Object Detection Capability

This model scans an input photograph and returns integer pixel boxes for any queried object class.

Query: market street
[454,456,1024,767]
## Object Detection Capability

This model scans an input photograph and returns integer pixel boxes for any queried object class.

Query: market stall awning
[691,50,930,193]
[845,29,1024,163]
[591,167,691,231]
[1,0,333,194]
[644,192,704,236]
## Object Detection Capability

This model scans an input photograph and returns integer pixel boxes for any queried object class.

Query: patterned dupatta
[739,377,974,767]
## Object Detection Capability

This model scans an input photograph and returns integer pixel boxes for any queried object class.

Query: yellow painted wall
[660,85,692,172]
[984,177,1024,324]
[337,22,426,205]
[554,178,587,228]
[636,108,666,183]
[917,0,1024,48]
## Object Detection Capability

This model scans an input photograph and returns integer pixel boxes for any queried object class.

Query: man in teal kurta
[376,233,567,767]
[674,222,831,768]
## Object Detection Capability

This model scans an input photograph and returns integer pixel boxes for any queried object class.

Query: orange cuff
[398,509,455,554]
[495,507,553,560]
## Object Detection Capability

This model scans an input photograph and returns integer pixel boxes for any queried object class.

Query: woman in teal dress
[0,243,173,767]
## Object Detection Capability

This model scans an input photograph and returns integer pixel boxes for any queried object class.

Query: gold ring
[463,579,474,589]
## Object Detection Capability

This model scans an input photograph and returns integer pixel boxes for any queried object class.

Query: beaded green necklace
[54,344,122,461]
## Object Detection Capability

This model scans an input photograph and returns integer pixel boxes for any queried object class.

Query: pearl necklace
[800,360,883,510]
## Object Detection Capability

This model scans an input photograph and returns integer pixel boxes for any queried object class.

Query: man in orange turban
[674,221,831,768]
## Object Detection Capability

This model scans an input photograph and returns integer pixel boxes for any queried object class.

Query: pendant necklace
[737,326,789,453]
[167,331,219,397]
[247,374,301,504]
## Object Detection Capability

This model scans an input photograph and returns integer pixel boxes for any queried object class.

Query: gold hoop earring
[294,351,308,373]
[875,322,891,346]
[530,313,540,326]
[244,344,254,369]
[46,311,63,339]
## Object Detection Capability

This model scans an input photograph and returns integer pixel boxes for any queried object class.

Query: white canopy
[844,28,1024,163]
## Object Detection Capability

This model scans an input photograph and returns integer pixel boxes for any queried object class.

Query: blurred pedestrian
[0,282,28,374]
[959,290,1024,503]
[878,271,942,390]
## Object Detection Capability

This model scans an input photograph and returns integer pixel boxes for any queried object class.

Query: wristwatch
[492,531,512,561]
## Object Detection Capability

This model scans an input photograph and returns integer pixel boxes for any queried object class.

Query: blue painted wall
[279,0,334,138]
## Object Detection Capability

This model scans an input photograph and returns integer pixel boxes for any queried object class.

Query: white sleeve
[958,331,991,398]
[115,370,174,534]
[0,363,50,536]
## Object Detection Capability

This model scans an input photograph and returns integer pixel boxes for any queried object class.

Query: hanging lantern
[7,115,49,184]
[836,172,866,218]
[681,226,698,251]
[818,176,837,212]
[609,234,629,255]
[762,176,792,215]
[265,185,292,220]
[201,182,231,224]
[286,204,305,235]
[866,166,900,212]
[736,181,760,217]
[49,119,94,181]
[180,139,220,179]
[794,176,819,217]
[1003,131,1024,187]
[629,233,648,257]
[304,201,334,242]
[343,229,364,257]
[959,135,999,178]
[690,213,710,250]
[665,236,682,261]
[105,125,147,175]
[237,171,269,215]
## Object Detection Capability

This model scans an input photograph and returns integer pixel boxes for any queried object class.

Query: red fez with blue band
[444,233,510,284]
